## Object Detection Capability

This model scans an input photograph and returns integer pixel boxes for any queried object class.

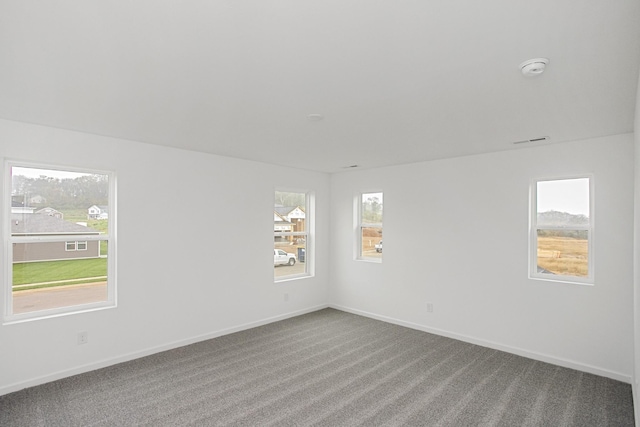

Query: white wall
[0,119,330,394]
[0,118,635,395]
[330,134,635,381]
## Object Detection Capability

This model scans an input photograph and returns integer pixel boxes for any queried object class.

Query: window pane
[537,178,589,226]
[536,230,588,277]
[9,165,112,318]
[275,191,306,233]
[12,242,108,314]
[274,237,306,278]
[360,192,383,260]
[274,190,308,279]
[362,193,383,226]
[12,168,110,235]
[361,227,382,259]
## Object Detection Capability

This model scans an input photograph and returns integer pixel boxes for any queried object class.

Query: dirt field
[537,236,588,277]
[361,238,382,259]
[361,227,382,259]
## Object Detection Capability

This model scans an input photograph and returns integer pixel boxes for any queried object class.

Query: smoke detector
[519,58,549,76]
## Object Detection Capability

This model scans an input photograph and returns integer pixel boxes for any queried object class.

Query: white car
[274,249,296,266]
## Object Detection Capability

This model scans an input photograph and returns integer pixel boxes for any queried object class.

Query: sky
[363,192,383,204]
[12,166,92,180]
[14,168,582,215]
[537,178,589,215]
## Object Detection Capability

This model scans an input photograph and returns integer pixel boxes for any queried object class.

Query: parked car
[375,240,383,253]
[274,249,296,266]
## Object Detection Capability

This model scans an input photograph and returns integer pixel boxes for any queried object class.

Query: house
[10,205,36,214]
[87,205,108,220]
[274,211,293,234]
[28,194,46,205]
[1,1,640,424]
[35,207,63,219]
[274,206,305,235]
[11,214,101,263]
[12,194,45,208]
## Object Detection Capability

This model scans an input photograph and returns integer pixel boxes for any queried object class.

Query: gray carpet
[0,308,634,426]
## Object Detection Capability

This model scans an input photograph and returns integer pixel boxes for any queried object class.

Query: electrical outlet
[426,303,434,313]
[284,293,289,302]
[77,331,88,345]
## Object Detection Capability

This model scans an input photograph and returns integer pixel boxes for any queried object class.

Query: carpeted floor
[0,308,635,426]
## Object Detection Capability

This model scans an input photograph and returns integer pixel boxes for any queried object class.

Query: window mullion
[10,234,108,244]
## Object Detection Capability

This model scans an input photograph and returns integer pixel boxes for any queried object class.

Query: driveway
[13,282,107,315]
[274,261,306,278]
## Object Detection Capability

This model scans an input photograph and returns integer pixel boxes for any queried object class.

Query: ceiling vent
[513,136,550,145]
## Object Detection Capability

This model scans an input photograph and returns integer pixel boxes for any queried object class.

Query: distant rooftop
[11,214,100,235]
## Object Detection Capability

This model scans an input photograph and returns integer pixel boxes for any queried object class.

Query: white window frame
[3,160,117,323]
[529,175,594,285]
[274,189,313,282]
[65,241,88,252]
[356,191,383,262]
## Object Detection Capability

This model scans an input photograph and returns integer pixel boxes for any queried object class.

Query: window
[274,190,311,280]
[65,241,88,251]
[4,162,116,322]
[530,177,592,284]
[358,192,383,261]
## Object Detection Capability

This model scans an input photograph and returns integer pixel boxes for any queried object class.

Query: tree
[275,191,305,208]
[11,173,109,209]
[362,196,382,224]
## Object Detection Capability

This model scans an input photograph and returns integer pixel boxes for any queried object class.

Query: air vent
[513,136,549,145]
[307,114,324,121]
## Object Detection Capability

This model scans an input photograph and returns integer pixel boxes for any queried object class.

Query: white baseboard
[2,303,630,397]
[0,304,329,396]
[330,303,632,384]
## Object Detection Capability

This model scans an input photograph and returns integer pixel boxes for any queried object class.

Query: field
[62,209,109,233]
[537,236,588,277]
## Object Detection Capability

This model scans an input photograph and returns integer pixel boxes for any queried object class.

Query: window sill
[356,258,382,264]
[528,275,594,286]
[275,273,313,283]
[3,302,116,325]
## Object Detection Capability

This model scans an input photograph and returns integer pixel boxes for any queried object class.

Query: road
[13,282,107,315]
[274,261,306,278]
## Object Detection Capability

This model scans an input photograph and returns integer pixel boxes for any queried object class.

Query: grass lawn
[13,258,107,288]
[60,209,109,233]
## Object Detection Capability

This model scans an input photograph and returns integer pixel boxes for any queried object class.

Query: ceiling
[1,1,639,173]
